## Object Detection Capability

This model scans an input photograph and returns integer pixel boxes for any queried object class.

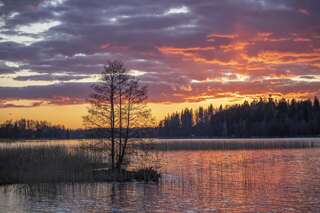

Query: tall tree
[83,60,152,170]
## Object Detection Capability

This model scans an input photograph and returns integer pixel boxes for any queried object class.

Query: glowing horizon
[0,97,240,129]
[0,94,314,129]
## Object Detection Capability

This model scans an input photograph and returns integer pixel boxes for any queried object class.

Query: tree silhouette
[83,60,152,170]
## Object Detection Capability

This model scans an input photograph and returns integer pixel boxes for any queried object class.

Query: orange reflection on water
[0,143,319,213]
[160,149,320,212]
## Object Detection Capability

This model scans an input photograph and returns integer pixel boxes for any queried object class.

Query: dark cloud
[0,61,18,73]
[13,73,89,81]
[0,0,319,103]
[0,83,91,99]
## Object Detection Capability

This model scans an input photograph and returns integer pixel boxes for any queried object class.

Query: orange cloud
[220,42,249,52]
[207,33,238,41]
[100,43,110,49]
[158,46,215,55]
[158,46,238,66]
[245,50,320,65]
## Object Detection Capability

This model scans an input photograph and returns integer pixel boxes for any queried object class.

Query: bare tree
[83,60,152,170]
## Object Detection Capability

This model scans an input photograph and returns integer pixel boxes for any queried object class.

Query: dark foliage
[159,97,320,138]
[0,119,71,139]
[92,167,160,182]
[0,119,156,139]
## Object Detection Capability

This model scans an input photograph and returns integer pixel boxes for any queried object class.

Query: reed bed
[0,145,105,185]
[139,138,320,151]
[0,143,161,185]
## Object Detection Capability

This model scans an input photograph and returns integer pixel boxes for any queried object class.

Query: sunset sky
[0,0,320,128]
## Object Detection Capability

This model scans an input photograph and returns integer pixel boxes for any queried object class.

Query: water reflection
[1,148,320,212]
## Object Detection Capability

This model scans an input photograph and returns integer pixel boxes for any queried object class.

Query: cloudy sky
[0,0,320,128]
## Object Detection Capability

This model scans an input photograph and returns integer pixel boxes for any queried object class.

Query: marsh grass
[0,145,105,185]
[139,138,320,151]
[0,143,161,185]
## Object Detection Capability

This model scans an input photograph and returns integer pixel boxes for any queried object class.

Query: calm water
[0,140,320,213]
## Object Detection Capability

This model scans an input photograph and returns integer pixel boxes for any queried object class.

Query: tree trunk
[117,88,123,169]
[110,75,115,170]
[119,101,131,167]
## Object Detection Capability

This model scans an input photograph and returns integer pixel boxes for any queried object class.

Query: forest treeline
[1,97,320,139]
[0,119,154,139]
[158,97,320,137]
[0,119,73,139]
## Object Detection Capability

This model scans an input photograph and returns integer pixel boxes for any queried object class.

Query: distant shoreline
[2,138,320,151]
[1,136,320,141]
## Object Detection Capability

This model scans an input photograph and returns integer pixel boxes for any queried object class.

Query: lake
[0,139,320,212]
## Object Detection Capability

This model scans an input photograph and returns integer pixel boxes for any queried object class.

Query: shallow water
[0,140,320,212]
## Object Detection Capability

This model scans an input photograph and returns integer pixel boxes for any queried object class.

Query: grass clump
[92,167,160,182]
[0,144,161,185]
[0,145,105,185]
